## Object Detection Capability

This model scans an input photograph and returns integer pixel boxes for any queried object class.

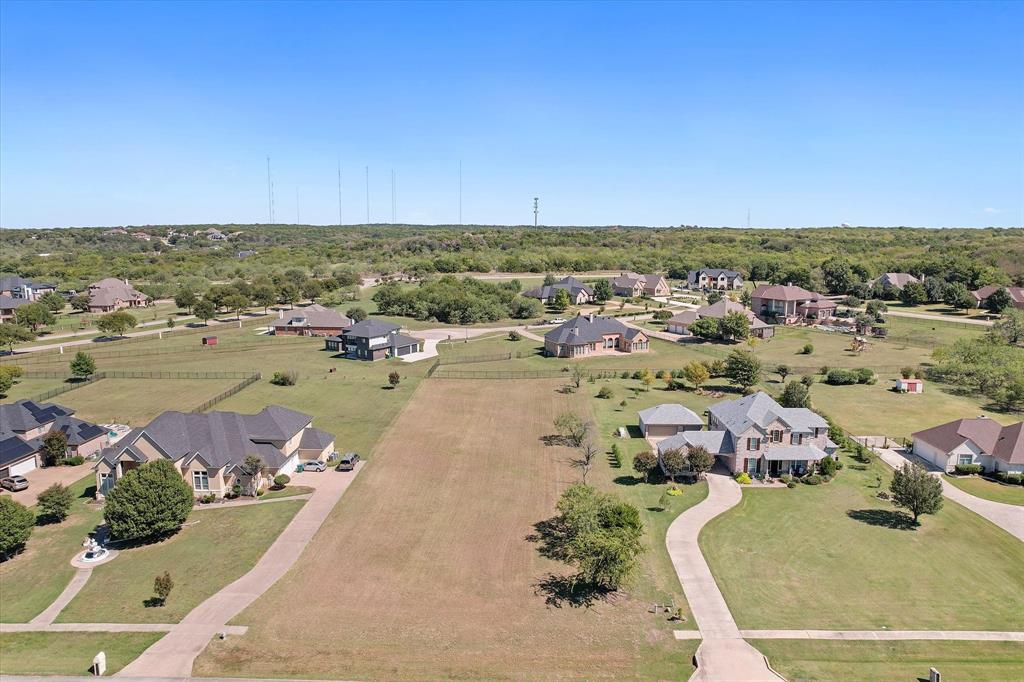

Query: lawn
[53,377,246,426]
[943,475,1024,506]
[0,475,104,623]
[259,484,314,500]
[194,379,696,680]
[0,632,163,675]
[753,639,1024,682]
[57,499,303,623]
[0,375,70,401]
[701,452,1024,631]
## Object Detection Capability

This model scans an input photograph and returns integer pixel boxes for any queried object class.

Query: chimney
[587,313,595,322]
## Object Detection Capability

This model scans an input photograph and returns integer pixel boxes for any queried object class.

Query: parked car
[335,452,360,471]
[1,476,29,492]
[547,318,567,325]
[303,460,327,472]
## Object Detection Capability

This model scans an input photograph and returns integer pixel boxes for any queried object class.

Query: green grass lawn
[943,475,1024,506]
[0,376,70,401]
[0,632,163,675]
[701,452,1024,630]
[884,313,991,346]
[57,499,303,623]
[259,485,315,500]
[54,377,245,426]
[0,475,104,623]
[753,640,1024,682]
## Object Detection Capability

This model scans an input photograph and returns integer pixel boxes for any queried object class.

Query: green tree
[994,379,1024,412]
[686,445,715,479]
[890,462,943,525]
[0,365,24,396]
[543,273,557,286]
[724,349,763,390]
[0,322,34,353]
[193,299,216,325]
[41,430,68,466]
[593,279,613,302]
[37,483,73,522]
[821,257,855,295]
[95,310,137,337]
[0,497,34,557]
[346,306,368,322]
[278,282,300,309]
[719,311,750,341]
[388,370,401,388]
[681,361,710,390]
[943,282,974,311]
[39,291,67,313]
[251,284,277,314]
[899,282,927,305]
[661,448,688,483]
[632,450,657,483]
[552,288,572,311]
[865,300,888,319]
[14,302,55,331]
[174,288,198,313]
[223,293,249,320]
[689,316,720,339]
[301,278,323,302]
[70,294,91,313]
[985,287,1013,314]
[103,459,194,540]
[705,290,724,305]
[153,572,174,606]
[238,455,265,496]
[69,351,96,378]
[779,380,812,408]
[988,309,1024,346]
[775,364,790,382]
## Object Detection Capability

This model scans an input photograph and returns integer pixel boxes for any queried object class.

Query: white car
[303,460,327,472]
[547,318,567,325]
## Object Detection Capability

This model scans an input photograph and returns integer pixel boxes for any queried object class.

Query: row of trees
[373,276,543,324]
[929,315,1024,411]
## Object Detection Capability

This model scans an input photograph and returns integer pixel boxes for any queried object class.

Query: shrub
[270,370,298,386]
[779,474,793,484]
[198,493,216,504]
[953,464,983,475]
[256,488,266,496]
[734,472,752,484]
[786,480,797,488]
[63,455,86,466]
[37,483,73,522]
[620,371,630,379]
[818,456,838,477]
[0,497,34,556]
[666,486,683,496]
[153,572,174,605]
[825,368,859,385]
[104,459,194,540]
[801,343,814,355]
[800,374,815,387]
[900,366,914,379]
[273,474,290,487]
[507,330,521,341]
[802,474,823,485]
[877,491,891,500]
[597,386,614,399]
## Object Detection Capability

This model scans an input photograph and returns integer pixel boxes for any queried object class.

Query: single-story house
[638,404,703,438]
[87,278,150,313]
[271,304,351,337]
[687,269,743,290]
[912,418,1023,474]
[972,285,1024,310]
[523,277,595,305]
[0,294,30,322]
[0,276,57,302]
[326,319,422,361]
[610,273,670,298]
[665,298,774,339]
[873,273,920,292]
[543,314,649,358]
[94,405,335,498]
[751,284,834,324]
[895,378,923,394]
[655,391,837,477]
[0,400,108,477]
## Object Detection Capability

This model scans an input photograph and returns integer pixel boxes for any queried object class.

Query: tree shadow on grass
[846,508,917,530]
[539,434,568,447]
[613,475,642,486]
[533,573,615,609]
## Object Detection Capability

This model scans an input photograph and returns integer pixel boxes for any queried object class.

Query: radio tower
[533,197,539,226]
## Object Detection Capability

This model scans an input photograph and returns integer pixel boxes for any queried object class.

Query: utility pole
[337,159,343,226]
[533,197,539,227]
[365,166,370,225]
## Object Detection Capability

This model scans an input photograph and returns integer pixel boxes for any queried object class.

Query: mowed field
[195,379,693,680]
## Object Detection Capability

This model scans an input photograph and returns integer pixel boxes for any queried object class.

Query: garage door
[8,456,38,477]
[396,345,413,356]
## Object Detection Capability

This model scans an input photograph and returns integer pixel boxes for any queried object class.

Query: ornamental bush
[273,474,290,487]
[104,459,194,540]
[953,464,983,475]
[802,474,823,485]
[825,368,859,385]
[734,472,752,484]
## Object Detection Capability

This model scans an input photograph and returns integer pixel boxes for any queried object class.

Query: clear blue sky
[1,1,1021,228]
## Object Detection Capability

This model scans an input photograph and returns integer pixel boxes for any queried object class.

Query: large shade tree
[103,459,194,540]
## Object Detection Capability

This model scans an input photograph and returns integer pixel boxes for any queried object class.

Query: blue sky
[1,1,1021,228]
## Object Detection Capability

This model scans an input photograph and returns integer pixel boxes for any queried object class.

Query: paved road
[665,470,784,681]
[116,464,363,678]
[400,324,549,362]
[875,447,1024,541]
[885,309,994,327]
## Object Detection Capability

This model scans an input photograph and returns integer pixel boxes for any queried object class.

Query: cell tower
[533,197,539,227]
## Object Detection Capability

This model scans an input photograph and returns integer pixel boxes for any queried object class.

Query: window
[958,454,973,466]
[746,457,758,474]
[99,473,115,494]
[192,470,210,491]
[770,429,783,443]
[791,433,803,445]
[747,437,761,451]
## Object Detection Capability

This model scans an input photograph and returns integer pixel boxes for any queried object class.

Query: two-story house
[655,392,837,477]
[1,400,108,477]
[93,405,335,498]
[687,269,744,291]
[325,319,422,360]
[610,273,670,298]
[0,276,57,302]
[544,313,649,358]
[750,284,835,324]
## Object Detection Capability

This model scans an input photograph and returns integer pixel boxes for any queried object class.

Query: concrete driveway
[0,462,92,507]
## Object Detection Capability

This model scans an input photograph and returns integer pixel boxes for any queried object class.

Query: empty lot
[195,379,691,680]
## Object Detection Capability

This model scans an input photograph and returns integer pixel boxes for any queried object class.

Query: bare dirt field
[195,379,691,680]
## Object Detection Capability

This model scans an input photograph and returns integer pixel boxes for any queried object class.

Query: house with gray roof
[0,400,108,477]
[271,304,351,337]
[325,319,422,361]
[655,391,836,478]
[523,277,595,305]
[543,313,649,358]
[666,298,774,339]
[0,275,56,302]
[93,405,334,498]
[0,294,31,322]
[611,273,669,298]
[873,272,920,292]
[87,278,150,313]
[687,269,743,290]
[638,404,703,438]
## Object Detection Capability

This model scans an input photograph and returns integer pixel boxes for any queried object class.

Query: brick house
[972,285,1024,310]
[543,313,649,358]
[271,304,351,337]
[687,269,743,290]
[87,278,150,313]
[751,284,835,324]
[912,418,1023,474]
[0,276,57,302]
[610,273,670,298]
[523,277,595,305]
[0,400,109,477]
[666,298,775,339]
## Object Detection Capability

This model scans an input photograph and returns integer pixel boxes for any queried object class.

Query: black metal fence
[22,370,262,403]
[191,373,262,413]
[436,351,512,366]
[26,374,105,402]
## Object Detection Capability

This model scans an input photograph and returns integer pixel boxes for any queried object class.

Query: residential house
[543,313,649,358]
[665,298,774,339]
[94,406,335,498]
[523,277,595,305]
[0,400,108,477]
[687,269,744,290]
[972,285,1024,311]
[751,284,835,324]
[655,391,836,477]
[912,417,1023,474]
[271,304,351,337]
[326,319,422,360]
[0,295,30,322]
[873,273,920,292]
[0,276,57,301]
[130,231,152,241]
[87,278,150,313]
[638,404,703,438]
[610,273,670,298]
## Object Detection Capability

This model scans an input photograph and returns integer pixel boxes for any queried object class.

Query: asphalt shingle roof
[708,392,828,437]
[638,404,703,427]
[913,418,1024,465]
[271,304,351,330]
[544,314,634,346]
